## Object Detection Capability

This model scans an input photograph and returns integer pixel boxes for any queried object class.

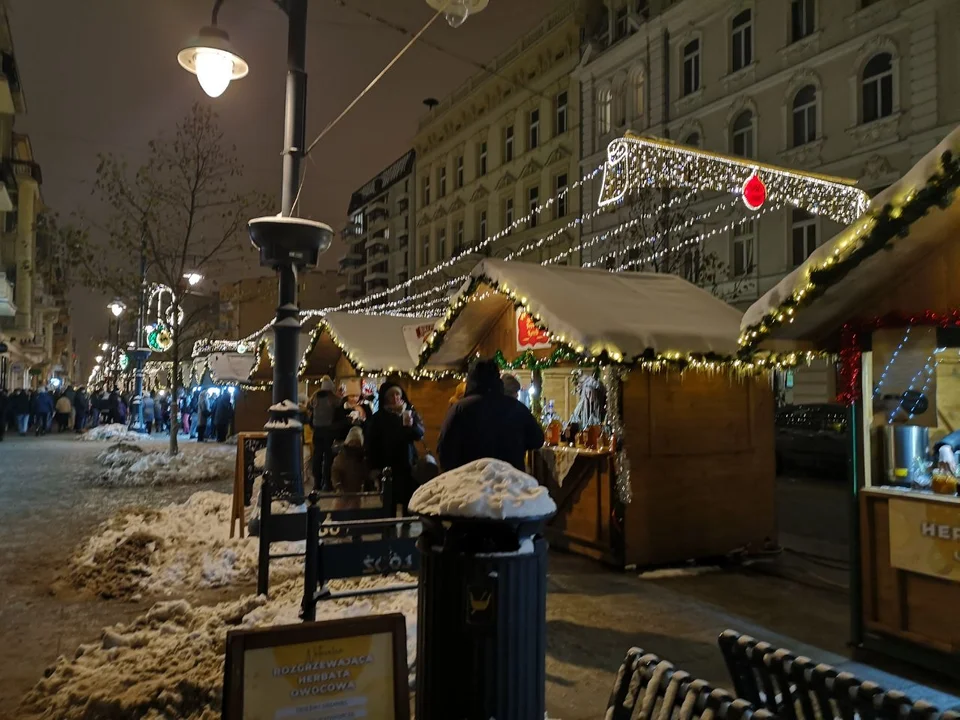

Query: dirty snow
[80,423,167,443]
[264,417,303,430]
[85,442,235,488]
[68,491,302,599]
[20,577,417,720]
[410,457,556,520]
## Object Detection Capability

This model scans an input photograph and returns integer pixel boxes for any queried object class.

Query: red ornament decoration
[741,171,767,211]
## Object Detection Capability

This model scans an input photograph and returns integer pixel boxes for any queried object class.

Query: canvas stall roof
[421,259,744,368]
[206,352,256,384]
[322,311,439,374]
[741,126,960,351]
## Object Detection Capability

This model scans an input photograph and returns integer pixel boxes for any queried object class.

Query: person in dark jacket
[213,391,234,442]
[366,382,425,513]
[73,387,90,433]
[32,388,55,435]
[438,358,544,472]
[0,389,7,441]
[141,391,156,433]
[11,389,29,435]
[309,378,350,491]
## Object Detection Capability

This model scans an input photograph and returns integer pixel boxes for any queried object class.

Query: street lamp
[425,0,489,28]
[179,0,332,529]
[108,300,126,318]
[95,355,103,364]
[183,272,204,286]
[106,301,125,389]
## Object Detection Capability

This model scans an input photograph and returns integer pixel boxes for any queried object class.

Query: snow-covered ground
[19,577,417,720]
[84,441,235,488]
[69,490,300,599]
[80,423,170,443]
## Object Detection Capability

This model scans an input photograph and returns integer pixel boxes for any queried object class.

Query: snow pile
[268,399,300,412]
[19,577,417,720]
[81,423,150,443]
[410,458,556,519]
[69,491,302,599]
[265,417,303,430]
[87,443,236,488]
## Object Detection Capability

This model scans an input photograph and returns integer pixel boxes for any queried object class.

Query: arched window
[792,85,817,147]
[597,88,612,135]
[634,71,645,117]
[684,132,701,148]
[862,52,893,123]
[731,110,754,158]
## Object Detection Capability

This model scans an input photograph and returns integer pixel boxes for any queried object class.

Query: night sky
[7,0,559,375]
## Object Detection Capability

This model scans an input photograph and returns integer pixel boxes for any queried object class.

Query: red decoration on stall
[835,309,960,405]
[517,311,551,350]
[741,171,767,211]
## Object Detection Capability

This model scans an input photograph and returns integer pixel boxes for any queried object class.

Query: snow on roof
[420,259,745,368]
[741,125,960,348]
[322,311,439,374]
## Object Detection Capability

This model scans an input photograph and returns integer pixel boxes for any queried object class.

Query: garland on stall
[494,347,580,371]
[740,150,960,353]
[836,310,960,405]
[246,337,271,383]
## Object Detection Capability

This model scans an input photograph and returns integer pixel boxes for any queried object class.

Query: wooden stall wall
[234,390,273,434]
[396,377,460,454]
[471,298,554,365]
[620,370,777,567]
[860,491,960,666]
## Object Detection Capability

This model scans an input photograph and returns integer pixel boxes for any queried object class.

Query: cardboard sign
[889,497,960,582]
[516,309,551,351]
[223,614,409,720]
[402,322,437,363]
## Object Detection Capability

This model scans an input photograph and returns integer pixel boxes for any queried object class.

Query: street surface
[0,437,956,718]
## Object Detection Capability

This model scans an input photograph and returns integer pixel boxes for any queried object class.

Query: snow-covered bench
[605,647,773,720]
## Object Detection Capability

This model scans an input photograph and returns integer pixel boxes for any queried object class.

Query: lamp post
[107,300,126,388]
[129,224,152,433]
[179,0,332,508]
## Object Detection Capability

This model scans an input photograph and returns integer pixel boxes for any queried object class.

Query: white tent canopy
[422,259,745,368]
[207,352,257,384]
[322,311,439,374]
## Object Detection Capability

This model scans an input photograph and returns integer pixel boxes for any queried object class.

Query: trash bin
[415,513,551,720]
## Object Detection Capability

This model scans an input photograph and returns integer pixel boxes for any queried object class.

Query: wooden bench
[606,647,775,720]
[718,630,944,720]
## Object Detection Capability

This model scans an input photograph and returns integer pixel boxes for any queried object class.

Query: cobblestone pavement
[0,433,231,716]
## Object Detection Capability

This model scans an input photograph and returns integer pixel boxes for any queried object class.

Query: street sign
[320,519,421,582]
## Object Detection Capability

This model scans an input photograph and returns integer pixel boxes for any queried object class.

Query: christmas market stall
[299,311,458,451]
[741,127,960,677]
[419,258,778,568]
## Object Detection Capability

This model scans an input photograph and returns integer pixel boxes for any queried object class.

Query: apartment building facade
[337,150,415,302]
[411,2,581,298]
[576,0,960,401]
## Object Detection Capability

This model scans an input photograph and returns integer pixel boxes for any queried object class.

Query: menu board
[223,614,409,720]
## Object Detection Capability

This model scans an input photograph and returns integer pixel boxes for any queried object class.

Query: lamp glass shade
[194,49,235,98]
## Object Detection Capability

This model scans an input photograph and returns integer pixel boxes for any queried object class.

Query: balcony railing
[338,252,364,271]
[4,158,42,185]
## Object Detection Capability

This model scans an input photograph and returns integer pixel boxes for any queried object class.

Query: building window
[420,236,429,267]
[504,125,514,162]
[791,0,814,42]
[555,91,568,134]
[479,209,487,240]
[455,219,464,252]
[731,9,753,73]
[682,39,701,96]
[438,167,446,198]
[528,186,539,228]
[732,219,754,277]
[636,0,648,19]
[455,155,464,188]
[597,88,612,135]
[504,197,514,231]
[633,71,645,118]
[862,52,894,124]
[684,131,701,147]
[615,5,628,40]
[615,84,626,127]
[422,176,430,206]
[555,173,568,219]
[479,142,488,176]
[792,85,817,147]
[731,110,754,158]
[437,227,447,261]
[529,108,540,150]
[791,209,817,266]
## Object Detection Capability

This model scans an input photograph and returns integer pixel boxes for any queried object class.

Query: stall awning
[741,126,960,351]
[322,311,439,375]
[421,259,745,369]
[206,352,256,385]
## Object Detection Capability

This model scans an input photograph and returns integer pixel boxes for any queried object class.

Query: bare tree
[75,103,271,453]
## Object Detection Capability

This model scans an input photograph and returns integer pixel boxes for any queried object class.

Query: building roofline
[347,149,415,215]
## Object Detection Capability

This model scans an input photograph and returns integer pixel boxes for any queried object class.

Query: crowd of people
[307,359,545,512]
[0,384,235,442]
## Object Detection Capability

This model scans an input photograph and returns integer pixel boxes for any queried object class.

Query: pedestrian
[308,377,349,491]
[142,390,156,433]
[55,392,72,432]
[189,389,200,439]
[437,358,544,472]
[0,388,7,442]
[11,389,29,435]
[197,391,212,442]
[64,384,76,429]
[331,426,369,495]
[366,382,425,513]
[73,387,89,433]
[32,387,54,436]
[213,390,234,442]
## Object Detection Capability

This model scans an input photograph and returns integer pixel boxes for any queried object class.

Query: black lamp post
[107,301,126,388]
[129,227,151,433]
[178,0,332,499]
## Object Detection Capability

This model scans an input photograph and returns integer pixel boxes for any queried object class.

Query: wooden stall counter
[859,487,960,676]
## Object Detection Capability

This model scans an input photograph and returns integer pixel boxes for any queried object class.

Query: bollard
[415,514,551,720]
[301,492,321,622]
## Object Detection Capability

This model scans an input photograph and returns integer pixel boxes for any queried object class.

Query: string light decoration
[895,351,937,424]
[599,133,869,224]
[146,284,183,352]
[741,171,767,210]
[601,365,631,504]
[741,149,960,352]
[873,326,911,398]
[494,348,581,371]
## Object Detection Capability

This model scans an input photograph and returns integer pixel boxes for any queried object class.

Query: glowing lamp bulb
[445,2,470,27]
[742,171,767,211]
[194,49,234,98]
